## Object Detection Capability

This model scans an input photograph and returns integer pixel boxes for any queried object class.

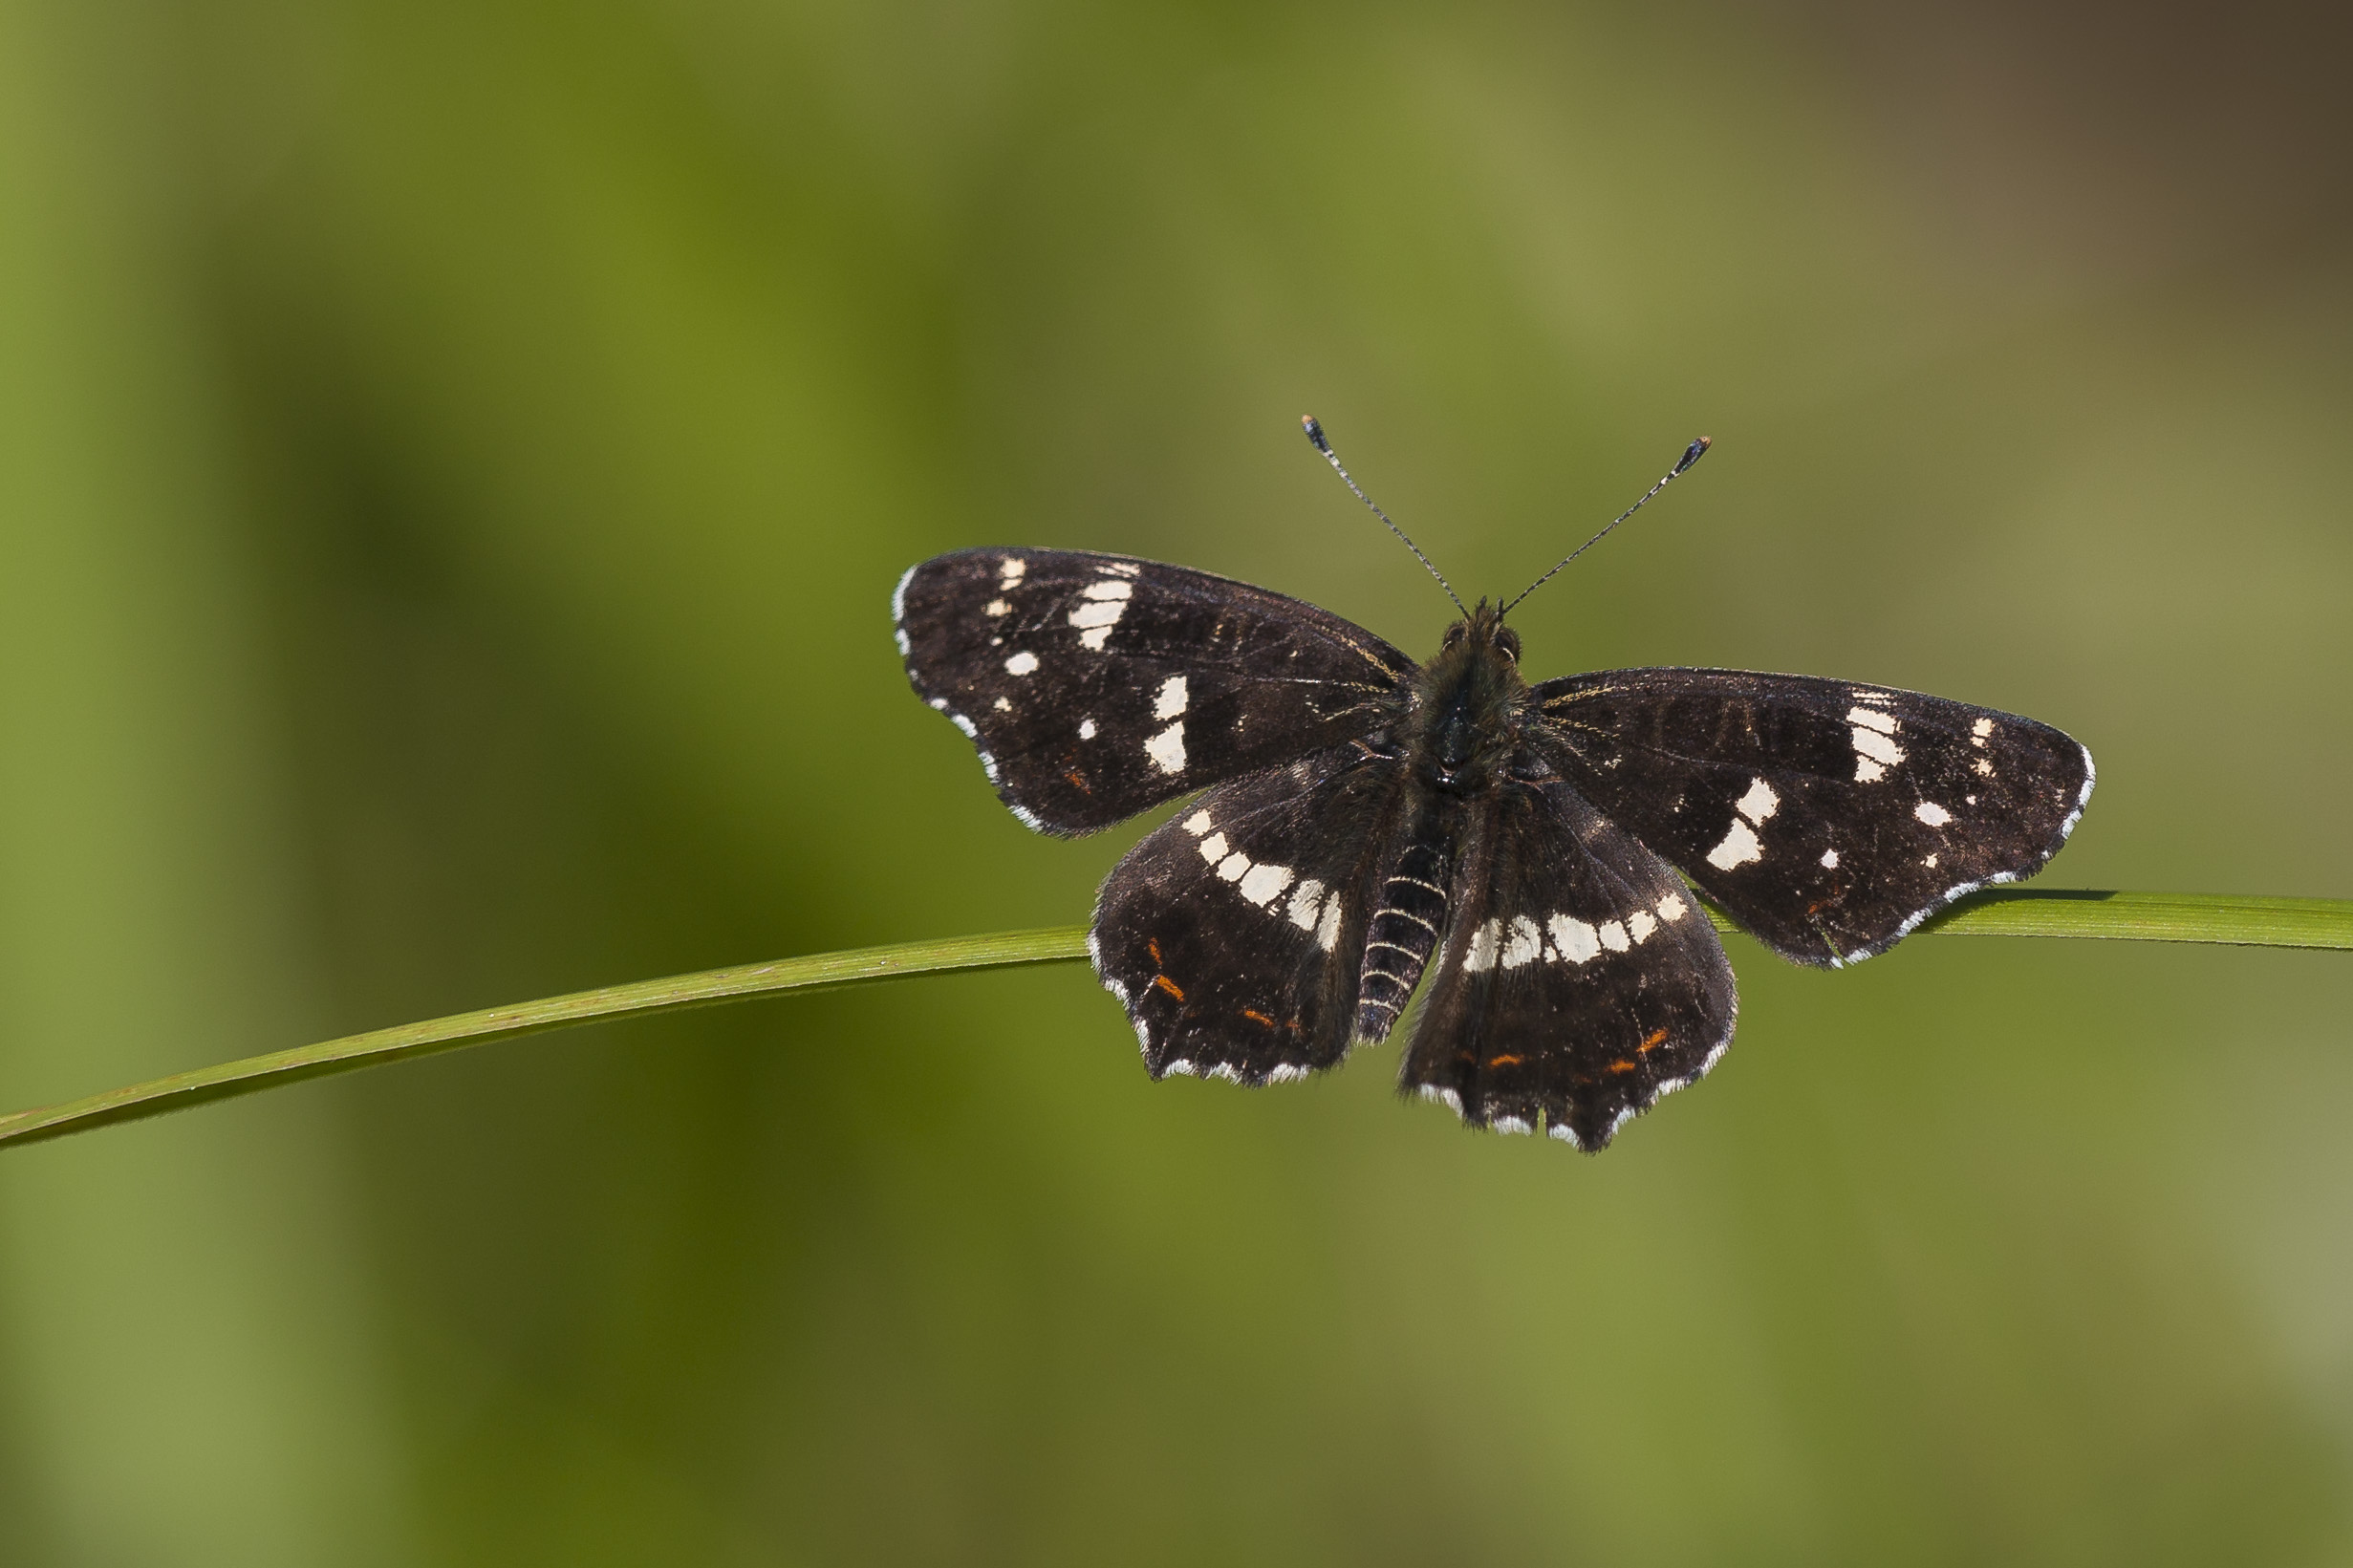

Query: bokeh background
[3,0,2350,1561]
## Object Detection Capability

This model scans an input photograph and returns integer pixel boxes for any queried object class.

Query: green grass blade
[0,927,1089,1152]
[1915,889,2353,947]
[2,889,2346,1154]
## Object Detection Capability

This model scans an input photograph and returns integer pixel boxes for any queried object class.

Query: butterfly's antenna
[1502,437,1711,614]
[1303,417,1467,617]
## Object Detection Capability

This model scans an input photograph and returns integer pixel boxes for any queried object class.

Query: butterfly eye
[1442,624,1467,651]
[1496,628,1522,663]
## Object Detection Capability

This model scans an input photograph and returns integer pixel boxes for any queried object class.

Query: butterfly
[893,422,2094,1149]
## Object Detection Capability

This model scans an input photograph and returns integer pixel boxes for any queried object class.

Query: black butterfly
[894,425,2093,1149]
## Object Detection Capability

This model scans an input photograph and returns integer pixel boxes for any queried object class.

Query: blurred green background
[2,0,2350,1561]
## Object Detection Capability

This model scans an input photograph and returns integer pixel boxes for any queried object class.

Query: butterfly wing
[1532,669,2094,966]
[1091,742,1412,1084]
[896,548,1414,833]
[1402,778,1737,1150]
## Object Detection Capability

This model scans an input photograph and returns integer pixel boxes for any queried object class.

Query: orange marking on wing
[1637,1028,1669,1053]
[1607,1058,1638,1074]
[1485,1053,1523,1068]
[1148,939,1162,965]
[1064,768,1091,792]
[1241,1007,1275,1027]
[1153,974,1185,1001]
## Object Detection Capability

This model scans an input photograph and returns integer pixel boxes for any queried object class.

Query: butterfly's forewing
[1403,779,1737,1149]
[1091,742,1411,1084]
[1533,670,2093,966]
[896,549,1413,834]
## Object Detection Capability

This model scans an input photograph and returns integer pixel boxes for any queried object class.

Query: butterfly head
[1437,598,1521,664]
[1416,598,1528,794]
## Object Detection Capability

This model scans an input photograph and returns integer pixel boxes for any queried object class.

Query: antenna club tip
[1302,416,1329,452]
[1675,436,1712,473]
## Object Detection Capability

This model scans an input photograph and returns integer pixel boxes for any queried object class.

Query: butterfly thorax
[1400,599,1530,797]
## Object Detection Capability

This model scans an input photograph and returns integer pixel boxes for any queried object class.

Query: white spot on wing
[1216,851,1251,882]
[1184,810,1213,835]
[1598,920,1630,953]
[1846,705,1898,734]
[1078,718,1096,739]
[1265,1064,1307,1084]
[1850,719,1905,782]
[1238,863,1295,906]
[1914,801,1954,827]
[1500,915,1543,969]
[1490,1116,1533,1136]
[1820,848,1839,869]
[1145,720,1186,774]
[1314,898,1342,952]
[1418,1085,1464,1116]
[1078,626,1112,651]
[1069,599,1126,630]
[1080,578,1133,601]
[993,697,1010,711]
[1548,914,1599,964]
[1735,777,1779,823]
[1706,818,1763,870]
[1102,560,1141,577]
[999,557,1026,585]
[895,628,910,655]
[1004,650,1039,676]
[1153,675,1188,720]
[983,599,1009,617]
[1628,910,1657,942]
[950,713,979,739]
[1656,893,1688,922]
[1198,831,1229,864]
[1972,717,1995,741]
[1851,726,1903,764]
[1287,878,1327,932]
[1465,918,1501,972]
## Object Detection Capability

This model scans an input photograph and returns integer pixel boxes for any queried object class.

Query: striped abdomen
[1356,835,1451,1039]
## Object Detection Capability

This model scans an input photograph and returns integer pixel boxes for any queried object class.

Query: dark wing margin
[1532,669,2094,967]
[1091,743,1411,1085]
[896,548,1413,834]
[1402,779,1737,1151]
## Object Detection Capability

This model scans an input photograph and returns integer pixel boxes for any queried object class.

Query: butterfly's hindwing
[1401,778,1737,1150]
[896,548,1413,834]
[1090,743,1411,1084]
[1534,669,2094,965]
